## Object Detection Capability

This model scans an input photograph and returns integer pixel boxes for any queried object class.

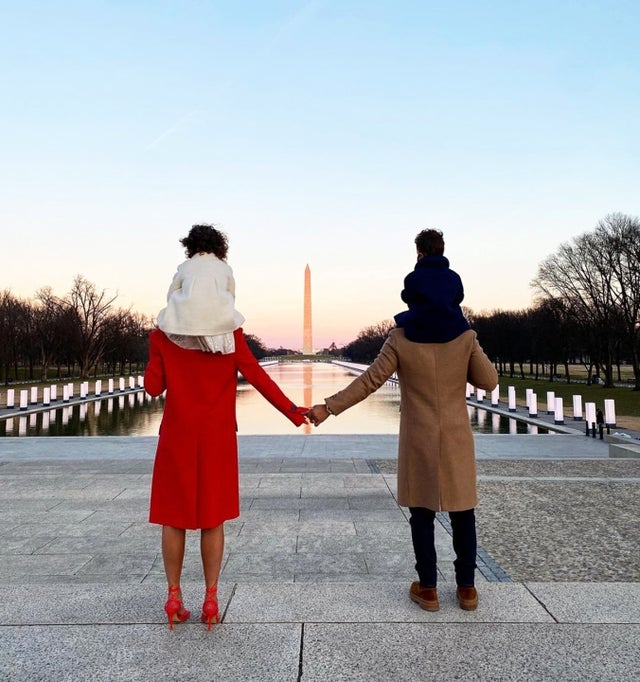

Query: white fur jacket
[156,253,245,336]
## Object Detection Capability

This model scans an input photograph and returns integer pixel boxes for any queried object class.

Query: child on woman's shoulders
[157,223,245,353]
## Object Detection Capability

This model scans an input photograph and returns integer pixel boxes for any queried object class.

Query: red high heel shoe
[201,585,221,631]
[164,585,190,630]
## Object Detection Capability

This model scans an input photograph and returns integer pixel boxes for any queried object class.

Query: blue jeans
[409,507,477,588]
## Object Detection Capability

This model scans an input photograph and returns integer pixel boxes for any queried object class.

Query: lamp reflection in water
[302,363,313,435]
[477,408,487,429]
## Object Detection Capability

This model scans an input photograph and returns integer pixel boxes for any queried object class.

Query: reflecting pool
[0,362,549,437]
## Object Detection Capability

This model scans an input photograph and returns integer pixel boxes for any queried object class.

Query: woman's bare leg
[162,525,186,587]
[201,524,225,588]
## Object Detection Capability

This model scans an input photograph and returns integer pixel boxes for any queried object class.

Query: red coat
[144,329,305,529]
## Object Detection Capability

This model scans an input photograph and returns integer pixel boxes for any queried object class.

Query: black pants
[409,507,477,588]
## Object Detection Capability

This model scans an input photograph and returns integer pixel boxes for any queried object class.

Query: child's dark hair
[415,229,445,256]
[180,224,229,260]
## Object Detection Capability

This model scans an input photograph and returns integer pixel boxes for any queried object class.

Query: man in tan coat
[307,327,498,611]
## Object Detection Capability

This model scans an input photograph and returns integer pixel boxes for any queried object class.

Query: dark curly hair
[180,224,229,260]
[415,229,445,256]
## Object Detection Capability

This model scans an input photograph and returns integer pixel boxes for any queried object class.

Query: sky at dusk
[2,1,638,349]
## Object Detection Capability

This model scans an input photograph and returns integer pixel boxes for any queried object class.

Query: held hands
[292,405,311,427]
[292,403,332,427]
[306,403,331,427]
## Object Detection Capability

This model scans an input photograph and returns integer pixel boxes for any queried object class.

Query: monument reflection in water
[0,363,547,437]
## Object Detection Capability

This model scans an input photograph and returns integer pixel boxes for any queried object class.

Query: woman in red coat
[145,328,306,628]
[144,224,306,629]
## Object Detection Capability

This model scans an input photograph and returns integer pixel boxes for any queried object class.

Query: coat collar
[415,255,450,270]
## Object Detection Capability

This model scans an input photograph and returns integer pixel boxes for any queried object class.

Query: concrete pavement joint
[221,583,238,623]
[524,584,559,624]
[297,623,305,682]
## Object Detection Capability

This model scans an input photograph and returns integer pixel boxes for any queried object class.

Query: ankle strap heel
[164,585,190,630]
[201,585,221,631]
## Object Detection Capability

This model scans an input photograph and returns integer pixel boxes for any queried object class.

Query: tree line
[0,275,154,383]
[0,273,315,383]
[330,214,640,391]
[3,213,638,390]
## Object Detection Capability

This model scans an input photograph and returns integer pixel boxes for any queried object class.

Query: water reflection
[0,362,548,437]
[236,362,402,435]
[0,393,166,437]
[469,406,540,435]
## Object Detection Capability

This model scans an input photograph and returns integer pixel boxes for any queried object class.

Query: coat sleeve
[227,269,236,297]
[400,272,418,304]
[165,268,182,301]
[234,331,306,426]
[467,336,498,391]
[454,273,465,306]
[143,331,166,397]
[325,336,399,416]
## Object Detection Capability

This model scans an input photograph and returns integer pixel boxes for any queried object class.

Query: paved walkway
[1,432,639,681]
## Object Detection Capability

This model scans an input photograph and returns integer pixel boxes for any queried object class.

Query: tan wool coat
[325,329,498,511]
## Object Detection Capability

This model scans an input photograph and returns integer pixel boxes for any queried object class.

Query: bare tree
[532,224,620,387]
[597,213,640,390]
[244,333,268,359]
[342,320,395,363]
[33,287,71,381]
[0,291,24,383]
[472,309,527,377]
[102,310,153,375]
[0,291,38,383]
[64,275,119,378]
[528,298,585,382]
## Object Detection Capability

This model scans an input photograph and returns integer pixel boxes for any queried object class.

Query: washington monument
[303,264,312,354]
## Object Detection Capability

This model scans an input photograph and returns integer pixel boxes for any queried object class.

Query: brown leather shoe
[409,581,439,611]
[456,586,478,611]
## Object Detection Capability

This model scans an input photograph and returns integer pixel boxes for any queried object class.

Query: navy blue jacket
[394,255,470,343]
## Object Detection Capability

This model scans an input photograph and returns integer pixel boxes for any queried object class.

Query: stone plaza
[1,424,639,680]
